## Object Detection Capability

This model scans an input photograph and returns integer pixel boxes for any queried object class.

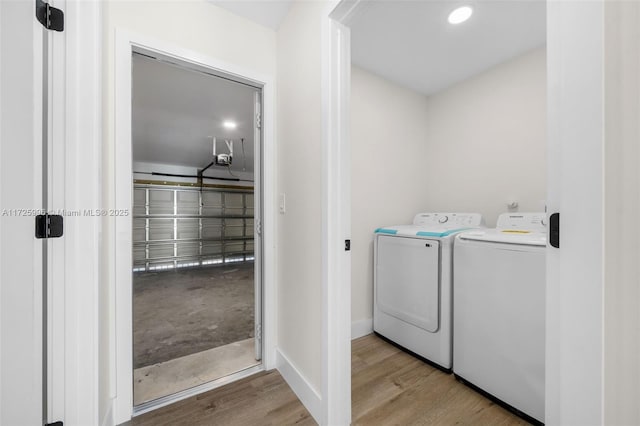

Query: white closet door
[0,1,45,424]
[376,236,440,332]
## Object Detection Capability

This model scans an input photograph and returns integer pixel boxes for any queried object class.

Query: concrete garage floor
[133,262,258,405]
[134,338,259,405]
[133,263,255,368]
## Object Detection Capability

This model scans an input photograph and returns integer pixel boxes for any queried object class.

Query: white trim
[351,319,373,340]
[260,72,277,373]
[47,0,103,424]
[321,2,353,425]
[320,1,375,422]
[100,402,113,426]
[113,30,277,424]
[276,349,322,424]
[330,0,370,26]
[113,31,133,424]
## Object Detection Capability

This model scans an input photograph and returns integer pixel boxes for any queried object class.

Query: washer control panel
[413,213,483,228]
[496,213,547,232]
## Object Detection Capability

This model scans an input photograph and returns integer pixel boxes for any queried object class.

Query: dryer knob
[438,216,448,224]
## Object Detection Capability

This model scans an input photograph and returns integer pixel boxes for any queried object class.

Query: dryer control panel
[413,213,484,228]
[496,212,547,232]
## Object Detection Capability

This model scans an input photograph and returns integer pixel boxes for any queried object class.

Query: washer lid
[458,229,547,246]
[376,212,484,238]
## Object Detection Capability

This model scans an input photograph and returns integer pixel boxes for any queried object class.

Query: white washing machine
[453,213,546,424]
[374,212,484,371]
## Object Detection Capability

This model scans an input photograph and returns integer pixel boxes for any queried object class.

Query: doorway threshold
[133,357,263,417]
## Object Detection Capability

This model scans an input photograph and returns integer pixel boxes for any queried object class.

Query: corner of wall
[351,318,373,340]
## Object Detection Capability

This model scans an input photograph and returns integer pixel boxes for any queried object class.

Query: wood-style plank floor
[351,335,530,425]
[128,369,315,426]
[130,334,531,425]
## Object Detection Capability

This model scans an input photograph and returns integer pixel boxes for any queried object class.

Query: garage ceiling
[132,53,258,175]
[350,0,546,95]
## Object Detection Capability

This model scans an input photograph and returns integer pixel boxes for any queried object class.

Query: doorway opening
[345,0,547,424]
[130,51,263,408]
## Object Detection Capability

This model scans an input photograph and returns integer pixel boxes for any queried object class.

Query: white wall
[350,65,432,328]
[102,2,276,424]
[422,47,547,228]
[350,48,546,325]
[604,1,640,424]
[276,0,324,399]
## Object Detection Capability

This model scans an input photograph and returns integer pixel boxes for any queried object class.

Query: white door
[0,1,45,424]
[376,236,440,332]
[546,3,605,424]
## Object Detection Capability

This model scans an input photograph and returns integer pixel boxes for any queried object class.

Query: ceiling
[132,53,258,175]
[350,0,546,96]
[208,0,293,29]
[132,1,545,171]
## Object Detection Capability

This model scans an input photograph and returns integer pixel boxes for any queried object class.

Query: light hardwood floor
[351,335,530,425]
[130,334,531,425]
[129,369,315,426]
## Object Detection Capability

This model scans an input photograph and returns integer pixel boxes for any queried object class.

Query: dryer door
[376,235,440,332]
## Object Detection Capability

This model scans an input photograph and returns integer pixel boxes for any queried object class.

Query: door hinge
[345,239,351,251]
[549,212,559,248]
[45,422,63,426]
[35,214,64,239]
[36,0,64,32]
[256,220,262,236]
[256,113,262,129]
[255,323,262,341]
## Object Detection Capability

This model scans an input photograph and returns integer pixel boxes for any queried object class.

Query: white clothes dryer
[453,213,546,424]
[374,212,484,371]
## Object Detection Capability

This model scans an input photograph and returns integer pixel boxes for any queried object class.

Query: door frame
[46,0,102,424]
[325,0,609,424]
[112,29,276,424]
[320,2,358,424]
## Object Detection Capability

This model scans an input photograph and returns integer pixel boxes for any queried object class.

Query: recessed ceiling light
[223,120,237,129]
[448,6,473,25]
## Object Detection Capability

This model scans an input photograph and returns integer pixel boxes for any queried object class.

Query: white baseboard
[276,349,322,424]
[351,318,373,340]
[100,399,114,426]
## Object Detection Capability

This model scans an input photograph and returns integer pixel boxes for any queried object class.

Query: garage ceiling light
[448,6,473,25]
